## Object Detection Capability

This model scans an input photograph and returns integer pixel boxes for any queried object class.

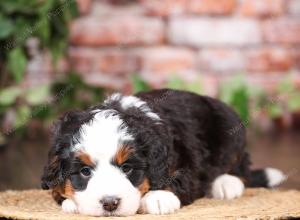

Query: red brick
[288,0,300,16]
[81,72,129,91]
[188,0,236,15]
[140,0,187,16]
[197,49,245,73]
[96,50,139,75]
[131,47,197,85]
[70,16,164,46]
[68,48,139,75]
[291,49,300,70]
[68,47,96,73]
[134,47,196,73]
[168,18,261,47]
[263,19,300,44]
[246,48,292,72]
[239,0,285,17]
[92,1,144,17]
[76,0,92,15]
[140,0,236,16]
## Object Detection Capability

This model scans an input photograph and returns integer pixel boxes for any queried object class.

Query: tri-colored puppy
[41,89,285,216]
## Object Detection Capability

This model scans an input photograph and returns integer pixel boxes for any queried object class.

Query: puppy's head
[41,96,170,216]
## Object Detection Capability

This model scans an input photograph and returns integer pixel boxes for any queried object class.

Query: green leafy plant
[166,75,203,95]
[219,75,250,124]
[130,74,300,130]
[51,73,105,113]
[131,74,203,95]
[265,77,300,119]
[0,0,78,142]
[130,74,151,93]
[0,0,78,85]
[0,73,104,139]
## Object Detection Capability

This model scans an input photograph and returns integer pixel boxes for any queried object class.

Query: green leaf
[231,87,250,124]
[7,47,27,83]
[130,74,151,93]
[219,75,250,124]
[67,0,79,18]
[24,84,50,105]
[50,40,66,64]
[36,18,50,44]
[166,76,185,90]
[14,105,31,129]
[0,17,14,39]
[288,93,300,112]
[0,132,6,146]
[1,0,40,13]
[38,0,55,14]
[277,77,295,94]
[267,104,283,118]
[185,80,202,94]
[219,75,247,103]
[0,87,22,105]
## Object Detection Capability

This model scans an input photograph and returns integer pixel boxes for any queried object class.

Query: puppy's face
[42,108,154,216]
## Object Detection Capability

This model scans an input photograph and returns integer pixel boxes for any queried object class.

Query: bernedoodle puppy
[41,89,285,216]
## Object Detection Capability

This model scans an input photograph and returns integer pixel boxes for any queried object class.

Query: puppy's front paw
[62,199,78,214]
[139,190,180,215]
[211,174,244,200]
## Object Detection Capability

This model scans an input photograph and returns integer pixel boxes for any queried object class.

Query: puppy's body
[42,89,285,216]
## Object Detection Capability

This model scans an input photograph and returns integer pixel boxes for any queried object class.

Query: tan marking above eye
[76,151,95,167]
[114,146,134,166]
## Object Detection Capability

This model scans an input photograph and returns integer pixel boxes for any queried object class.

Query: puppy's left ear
[41,151,64,190]
[41,111,75,190]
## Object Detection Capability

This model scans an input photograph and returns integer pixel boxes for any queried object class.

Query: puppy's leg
[211,174,245,200]
[139,190,181,215]
[62,198,78,214]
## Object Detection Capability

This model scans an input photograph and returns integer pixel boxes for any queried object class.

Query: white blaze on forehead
[105,93,160,121]
[69,109,141,216]
[73,110,132,161]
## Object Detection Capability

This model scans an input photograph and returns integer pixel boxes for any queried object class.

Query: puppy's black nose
[100,196,121,212]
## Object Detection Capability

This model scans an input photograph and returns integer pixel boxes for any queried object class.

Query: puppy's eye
[120,164,133,175]
[80,167,92,177]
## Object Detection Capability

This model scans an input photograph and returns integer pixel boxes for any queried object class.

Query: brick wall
[68,0,300,95]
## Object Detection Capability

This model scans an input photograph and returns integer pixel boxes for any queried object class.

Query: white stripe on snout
[71,109,141,216]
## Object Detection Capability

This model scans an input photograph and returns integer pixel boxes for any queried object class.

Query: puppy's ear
[41,121,65,190]
[41,111,78,190]
[41,110,93,189]
[41,151,65,190]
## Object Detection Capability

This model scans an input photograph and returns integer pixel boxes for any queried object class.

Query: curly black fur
[41,89,269,206]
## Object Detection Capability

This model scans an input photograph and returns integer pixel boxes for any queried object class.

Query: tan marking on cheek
[63,179,75,198]
[52,187,64,204]
[77,151,95,167]
[51,179,74,202]
[138,178,150,196]
[114,146,134,165]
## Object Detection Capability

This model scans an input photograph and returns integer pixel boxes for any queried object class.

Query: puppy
[41,89,285,216]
